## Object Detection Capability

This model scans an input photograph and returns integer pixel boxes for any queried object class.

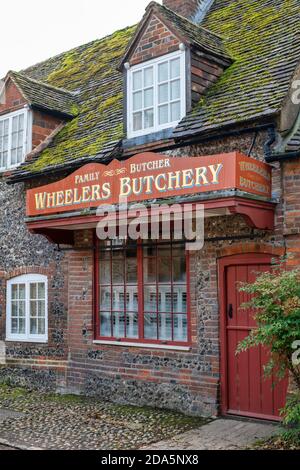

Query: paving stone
[143,419,279,450]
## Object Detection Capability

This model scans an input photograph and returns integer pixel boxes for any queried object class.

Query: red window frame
[94,236,191,346]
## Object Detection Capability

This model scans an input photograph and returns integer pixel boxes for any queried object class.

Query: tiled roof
[8,71,77,118]
[10,0,300,181]
[120,1,232,68]
[174,0,300,138]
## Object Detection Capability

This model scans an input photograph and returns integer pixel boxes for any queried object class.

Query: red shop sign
[26,152,272,217]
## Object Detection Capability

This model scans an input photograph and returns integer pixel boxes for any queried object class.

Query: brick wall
[0,79,27,115]
[0,180,68,391]
[130,15,180,66]
[32,111,63,149]
[191,52,226,104]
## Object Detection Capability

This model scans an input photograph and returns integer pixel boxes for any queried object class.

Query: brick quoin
[163,0,200,19]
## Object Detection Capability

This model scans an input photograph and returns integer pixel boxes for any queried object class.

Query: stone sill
[93,340,191,351]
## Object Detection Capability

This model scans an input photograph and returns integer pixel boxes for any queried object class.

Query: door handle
[228,304,233,319]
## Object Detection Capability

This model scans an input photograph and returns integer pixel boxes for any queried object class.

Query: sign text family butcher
[26,152,272,217]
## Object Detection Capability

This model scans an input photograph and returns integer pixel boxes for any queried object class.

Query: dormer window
[0,109,31,171]
[127,50,186,138]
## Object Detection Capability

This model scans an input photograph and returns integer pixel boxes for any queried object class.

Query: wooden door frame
[218,252,275,417]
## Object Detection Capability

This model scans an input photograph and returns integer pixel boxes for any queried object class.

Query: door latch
[228,304,233,319]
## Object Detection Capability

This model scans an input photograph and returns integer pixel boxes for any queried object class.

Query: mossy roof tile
[10,0,300,180]
[8,71,77,118]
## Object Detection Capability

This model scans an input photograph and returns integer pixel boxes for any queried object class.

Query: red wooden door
[220,254,288,421]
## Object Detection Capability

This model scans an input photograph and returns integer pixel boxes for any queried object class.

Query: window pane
[126,312,138,339]
[143,257,156,283]
[144,109,154,129]
[19,301,26,317]
[100,312,111,337]
[158,257,172,282]
[38,300,45,317]
[171,101,181,122]
[173,287,187,313]
[170,58,180,79]
[126,287,138,312]
[19,114,24,130]
[113,312,125,338]
[112,287,125,310]
[30,283,37,299]
[173,256,186,282]
[144,286,157,312]
[11,318,18,334]
[30,301,37,317]
[170,80,180,101]
[133,70,142,91]
[174,314,188,342]
[38,283,45,299]
[112,259,124,284]
[19,318,26,335]
[11,149,17,165]
[11,285,18,300]
[30,318,37,334]
[159,105,169,125]
[158,83,168,104]
[100,287,111,310]
[127,250,138,283]
[158,313,172,341]
[144,67,153,87]
[18,130,24,147]
[133,112,143,131]
[144,88,153,108]
[12,116,18,132]
[100,261,111,284]
[133,91,142,111]
[144,313,157,340]
[158,287,172,312]
[38,318,45,335]
[11,301,18,317]
[19,284,26,300]
[158,62,168,82]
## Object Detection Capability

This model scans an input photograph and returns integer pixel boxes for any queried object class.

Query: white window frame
[0,107,32,172]
[6,274,48,343]
[127,50,186,138]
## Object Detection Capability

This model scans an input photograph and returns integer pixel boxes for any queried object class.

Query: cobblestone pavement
[0,385,207,450]
[143,418,279,450]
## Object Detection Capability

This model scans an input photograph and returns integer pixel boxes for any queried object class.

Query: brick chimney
[162,0,200,19]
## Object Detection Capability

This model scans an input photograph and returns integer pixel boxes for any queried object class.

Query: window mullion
[26,282,30,339]
[137,241,144,340]
[7,116,12,168]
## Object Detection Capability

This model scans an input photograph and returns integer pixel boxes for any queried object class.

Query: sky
[0,0,158,78]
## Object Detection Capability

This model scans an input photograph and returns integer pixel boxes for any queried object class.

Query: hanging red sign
[26,152,272,217]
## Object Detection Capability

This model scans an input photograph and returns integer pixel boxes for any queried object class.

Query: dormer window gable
[120,1,232,140]
[0,71,77,172]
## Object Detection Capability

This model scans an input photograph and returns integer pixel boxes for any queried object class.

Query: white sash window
[127,50,186,138]
[0,109,31,170]
[6,274,48,343]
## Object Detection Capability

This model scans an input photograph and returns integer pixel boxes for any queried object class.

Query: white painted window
[127,50,186,138]
[0,108,32,171]
[6,274,48,343]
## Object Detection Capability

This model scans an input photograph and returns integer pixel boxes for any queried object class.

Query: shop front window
[96,239,189,345]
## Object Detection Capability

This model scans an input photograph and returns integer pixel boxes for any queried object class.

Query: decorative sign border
[26,152,272,217]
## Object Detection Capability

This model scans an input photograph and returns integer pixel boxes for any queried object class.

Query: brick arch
[5,266,51,281]
[216,242,285,260]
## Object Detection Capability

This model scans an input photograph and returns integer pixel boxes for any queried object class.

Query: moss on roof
[20,25,136,173]
[8,71,78,118]
[174,0,300,137]
[11,0,300,179]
